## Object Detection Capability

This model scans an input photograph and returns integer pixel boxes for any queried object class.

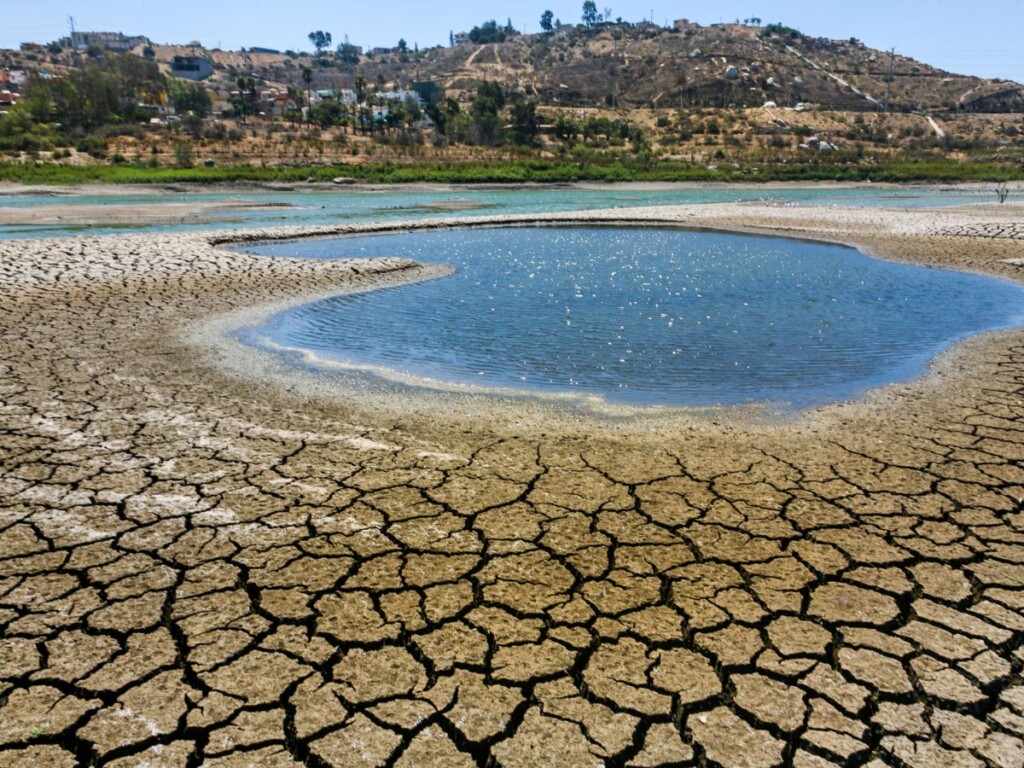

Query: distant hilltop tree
[469,20,507,44]
[582,1,600,27]
[540,10,554,32]
[308,30,332,56]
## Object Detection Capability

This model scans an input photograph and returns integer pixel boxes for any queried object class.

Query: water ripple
[240,227,1024,408]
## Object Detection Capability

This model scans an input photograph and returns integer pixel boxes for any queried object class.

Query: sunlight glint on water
[240,227,1024,408]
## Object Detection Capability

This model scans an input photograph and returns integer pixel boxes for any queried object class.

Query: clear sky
[4,0,1023,83]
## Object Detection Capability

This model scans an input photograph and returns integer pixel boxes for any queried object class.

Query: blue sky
[5,0,1023,82]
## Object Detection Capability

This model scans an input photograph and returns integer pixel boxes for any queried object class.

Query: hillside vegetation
[1,18,1022,182]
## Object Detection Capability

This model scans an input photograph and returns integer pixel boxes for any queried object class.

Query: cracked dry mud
[1,201,1023,768]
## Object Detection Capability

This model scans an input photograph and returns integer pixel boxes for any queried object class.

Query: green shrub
[174,143,194,168]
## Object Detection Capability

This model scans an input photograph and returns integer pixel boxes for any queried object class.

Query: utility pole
[884,47,895,113]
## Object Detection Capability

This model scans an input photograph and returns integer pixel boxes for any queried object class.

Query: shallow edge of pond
[184,208,1024,437]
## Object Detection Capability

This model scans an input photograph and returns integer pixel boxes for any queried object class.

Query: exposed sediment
[1,201,1024,767]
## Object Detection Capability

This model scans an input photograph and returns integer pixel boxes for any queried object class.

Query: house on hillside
[453,32,470,46]
[0,69,26,91]
[171,55,214,81]
[376,90,423,107]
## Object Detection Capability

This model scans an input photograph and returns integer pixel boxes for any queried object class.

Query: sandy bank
[0,199,298,227]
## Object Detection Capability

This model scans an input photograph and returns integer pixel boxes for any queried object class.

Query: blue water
[239,227,1024,409]
[0,184,995,240]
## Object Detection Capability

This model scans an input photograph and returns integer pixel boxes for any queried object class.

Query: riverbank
[2,156,1023,187]
[0,178,1017,234]
[1,201,1023,767]
[1,177,1017,197]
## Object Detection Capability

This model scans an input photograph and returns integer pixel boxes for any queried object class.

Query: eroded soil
[1,202,1023,767]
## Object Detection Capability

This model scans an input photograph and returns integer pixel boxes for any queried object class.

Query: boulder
[763,101,778,109]
[725,65,739,80]
[794,76,805,91]
[332,177,356,185]
[689,49,702,58]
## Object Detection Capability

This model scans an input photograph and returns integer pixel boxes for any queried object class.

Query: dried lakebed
[1,201,1024,768]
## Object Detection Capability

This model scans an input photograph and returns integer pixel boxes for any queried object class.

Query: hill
[1,19,1022,181]
[130,21,1024,114]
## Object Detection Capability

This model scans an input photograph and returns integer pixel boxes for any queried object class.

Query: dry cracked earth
[1,202,1024,768]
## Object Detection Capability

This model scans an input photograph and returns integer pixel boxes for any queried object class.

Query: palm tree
[301,66,313,125]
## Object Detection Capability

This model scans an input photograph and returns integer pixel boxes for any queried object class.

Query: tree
[540,10,554,32]
[311,99,343,128]
[182,112,204,137]
[582,1,600,26]
[308,30,332,56]
[301,66,313,124]
[397,38,407,52]
[449,31,455,47]
[174,142,194,168]
[28,54,164,131]
[553,114,580,143]
[167,77,212,117]
[425,96,460,134]
[470,81,506,145]
[509,100,539,145]
[286,86,303,122]
[233,76,259,123]
[469,20,506,44]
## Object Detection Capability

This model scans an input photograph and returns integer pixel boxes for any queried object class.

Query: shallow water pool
[240,227,1024,409]
[0,184,997,240]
